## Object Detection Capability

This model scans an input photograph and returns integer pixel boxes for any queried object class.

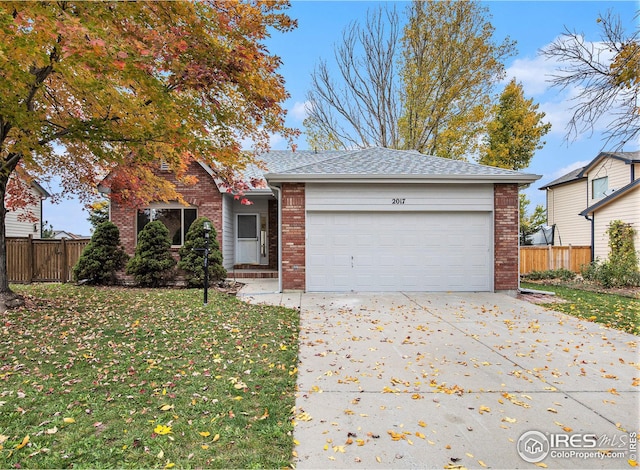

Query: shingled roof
[256,147,540,184]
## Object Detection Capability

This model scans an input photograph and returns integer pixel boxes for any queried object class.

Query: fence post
[61,238,68,283]
[547,244,553,271]
[27,234,34,283]
[568,245,572,272]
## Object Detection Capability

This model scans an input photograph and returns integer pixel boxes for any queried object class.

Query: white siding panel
[6,202,42,238]
[221,194,234,270]
[592,187,640,262]
[587,158,634,201]
[545,181,591,246]
[306,183,493,212]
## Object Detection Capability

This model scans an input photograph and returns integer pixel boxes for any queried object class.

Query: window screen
[592,177,608,199]
[238,215,258,239]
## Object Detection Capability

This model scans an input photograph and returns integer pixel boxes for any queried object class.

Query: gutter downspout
[584,214,595,262]
[271,185,283,293]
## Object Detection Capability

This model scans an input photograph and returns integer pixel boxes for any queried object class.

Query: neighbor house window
[592,176,608,199]
[137,205,197,246]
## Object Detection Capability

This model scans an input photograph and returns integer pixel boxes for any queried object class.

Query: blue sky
[46,0,638,236]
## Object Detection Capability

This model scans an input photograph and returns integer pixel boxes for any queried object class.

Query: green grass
[0,284,300,469]
[521,281,639,335]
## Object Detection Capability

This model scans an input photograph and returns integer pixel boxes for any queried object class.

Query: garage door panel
[307,212,492,292]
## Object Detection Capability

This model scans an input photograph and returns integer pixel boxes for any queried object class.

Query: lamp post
[203,221,211,306]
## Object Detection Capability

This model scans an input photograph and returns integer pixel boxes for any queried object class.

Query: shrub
[126,221,176,287]
[178,217,227,287]
[522,268,576,282]
[73,221,129,285]
[581,260,640,288]
[581,221,640,288]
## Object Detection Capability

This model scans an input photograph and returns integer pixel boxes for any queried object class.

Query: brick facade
[109,161,223,256]
[280,183,306,290]
[494,183,519,291]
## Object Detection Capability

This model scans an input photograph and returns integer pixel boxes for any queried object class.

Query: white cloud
[290,100,311,121]
[504,54,557,96]
[549,159,591,180]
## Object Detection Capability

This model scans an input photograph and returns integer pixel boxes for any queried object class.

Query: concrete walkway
[238,280,639,469]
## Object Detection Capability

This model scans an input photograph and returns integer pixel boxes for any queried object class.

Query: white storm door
[236,214,260,264]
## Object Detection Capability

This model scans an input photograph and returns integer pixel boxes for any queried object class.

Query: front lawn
[0,284,300,469]
[521,281,639,335]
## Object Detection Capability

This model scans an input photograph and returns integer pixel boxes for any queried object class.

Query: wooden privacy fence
[520,245,591,275]
[7,236,90,283]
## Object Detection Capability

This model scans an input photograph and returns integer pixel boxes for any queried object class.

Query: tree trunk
[0,174,24,311]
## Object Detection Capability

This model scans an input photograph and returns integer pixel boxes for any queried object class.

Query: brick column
[494,183,519,292]
[280,183,306,290]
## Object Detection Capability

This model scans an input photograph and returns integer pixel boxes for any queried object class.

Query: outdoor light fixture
[202,221,212,305]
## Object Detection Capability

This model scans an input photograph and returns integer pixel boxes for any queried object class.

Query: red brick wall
[280,183,305,290]
[109,161,223,256]
[494,183,519,291]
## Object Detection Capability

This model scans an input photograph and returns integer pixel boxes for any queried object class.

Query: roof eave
[579,179,640,216]
[539,176,587,190]
[265,173,541,185]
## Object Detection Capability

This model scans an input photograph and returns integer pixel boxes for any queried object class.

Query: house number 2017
[391,198,405,205]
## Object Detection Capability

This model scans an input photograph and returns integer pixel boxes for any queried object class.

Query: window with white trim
[592,176,608,199]
[137,204,197,246]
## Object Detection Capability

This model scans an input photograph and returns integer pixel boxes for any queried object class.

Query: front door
[236,214,260,264]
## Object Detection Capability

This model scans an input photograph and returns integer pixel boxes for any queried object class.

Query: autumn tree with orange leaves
[0,1,297,308]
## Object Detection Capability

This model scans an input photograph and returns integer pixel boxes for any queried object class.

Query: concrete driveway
[238,281,639,469]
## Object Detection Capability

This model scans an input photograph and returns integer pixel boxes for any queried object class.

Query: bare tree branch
[541,10,639,149]
[306,6,401,150]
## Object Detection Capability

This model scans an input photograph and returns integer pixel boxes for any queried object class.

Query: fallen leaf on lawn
[63,417,75,424]
[154,424,172,435]
[199,431,210,437]
[157,450,164,459]
[45,426,58,435]
[160,404,174,411]
[15,435,29,449]
[164,463,175,469]
[212,434,220,442]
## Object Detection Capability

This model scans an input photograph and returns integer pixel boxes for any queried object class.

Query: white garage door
[307,211,492,292]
